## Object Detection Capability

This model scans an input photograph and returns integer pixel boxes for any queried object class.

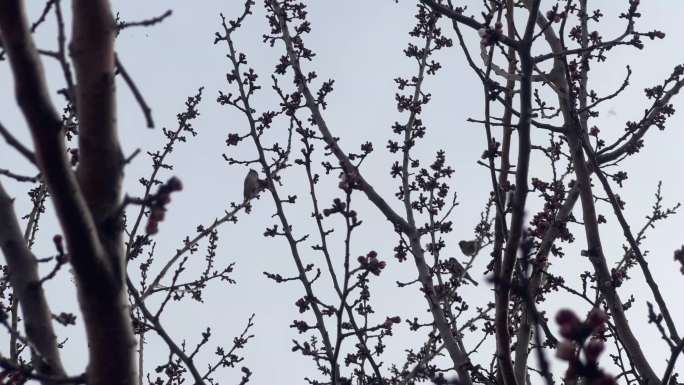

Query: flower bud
[556,341,575,361]
[584,339,605,363]
[150,206,166,222]
[158,193,171,205]
[586,308,608,330]
[145,221,159,235]
[556,309,581,339]
[166,176,183,192]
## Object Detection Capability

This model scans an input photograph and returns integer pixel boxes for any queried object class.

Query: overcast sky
[1,1,684,384]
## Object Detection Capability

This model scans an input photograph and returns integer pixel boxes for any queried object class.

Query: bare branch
[116,10,172,31]
[0,181,67,381]
[116,54,155,128]
[0,120,37,165]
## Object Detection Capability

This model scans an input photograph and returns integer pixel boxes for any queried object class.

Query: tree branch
[0,120,36,165]
[0,181,67,383]
[531,1,663,382]
[420,0,518,48]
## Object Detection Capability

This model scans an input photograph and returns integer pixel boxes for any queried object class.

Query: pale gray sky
[1,1,684,384]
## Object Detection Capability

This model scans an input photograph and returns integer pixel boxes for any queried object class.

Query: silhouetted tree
[1,1,683,385]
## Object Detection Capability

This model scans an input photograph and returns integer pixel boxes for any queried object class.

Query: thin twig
[0,169,39,183]
[117,10,173,30]
[116,55,154,128]
[0,121,36,164]
[127,277,205,385]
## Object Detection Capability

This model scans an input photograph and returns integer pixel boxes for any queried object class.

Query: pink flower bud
[584,339,605,363]
[556,309,579,324]
[586,308,608,330]
[150,206,166,222]
[556,309,581,338]
[146,221,159,235]
[166,176,183,192]
[555,341,575,361]
[158,193,171,205]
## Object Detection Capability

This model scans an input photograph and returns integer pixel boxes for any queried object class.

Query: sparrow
[458,239,480,257]
[445,257,478,286]
[243,169,261,211]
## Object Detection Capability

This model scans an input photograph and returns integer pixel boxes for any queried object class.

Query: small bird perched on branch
[458,239,480,257]
[445,257,478,286]
[243,169,261,212]
[244,169,260,201]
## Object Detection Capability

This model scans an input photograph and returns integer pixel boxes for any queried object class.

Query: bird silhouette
[445,257,478,286]
[243,169,261,212]
[458,239,480,257]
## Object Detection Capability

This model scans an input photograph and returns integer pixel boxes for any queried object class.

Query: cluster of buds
[295,296,311,314]
[477,22,503,46]
[590,126,601,137]
[555,308,616,385]
[145,177,183,235]
[291,320,312,334]
[357,251,386,276]
[338,167,361,193]
[322,198,357,222]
